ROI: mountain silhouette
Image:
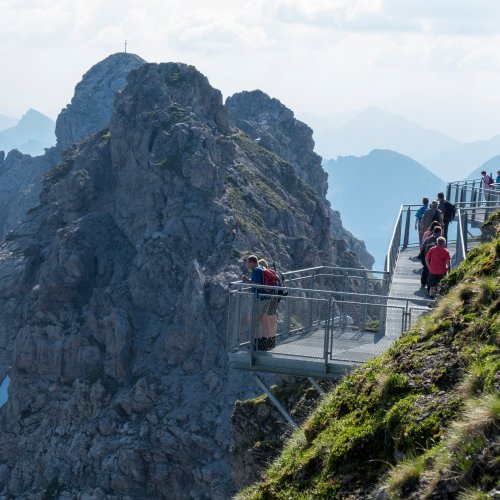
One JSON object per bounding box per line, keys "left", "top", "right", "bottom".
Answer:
{"left": 427, "top": 135, "right": 500, "bottom": 182}
{"left": 318, "top": 107, "right": 458, "bottom": 165}
{"left": 0, "top": 109, "right": 55, "bottom": 156}
{"left": 324, "top": 149, "right": 446, "bottom": 268}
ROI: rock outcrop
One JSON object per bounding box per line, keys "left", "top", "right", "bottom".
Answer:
{"left": 0, "top": 148, "right": 57, "bottom": 239}
{"left": 226, "top": 90, "right": 327, "bottom": 198}
{"left": 0, "top": 53, "right": 145, "bottom": 240}
{"left": 55, "top": 52, "right": 145, "bottom": 151}
{"left": 0, "top": 61, "right": 372, "bottom": 498}
{"left": 227, "top": 90, "right": 373, "bottom": 269}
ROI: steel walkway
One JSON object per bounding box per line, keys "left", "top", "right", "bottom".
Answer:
{"left": 227, "top": 179, "right": 500, "bottom": 381}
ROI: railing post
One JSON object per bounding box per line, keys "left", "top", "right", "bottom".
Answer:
{"left": 324, "top": 296, "right": 333, "bottom": 371}
{"left": 403, "top": 206, "right": 411, "bottom": 249}
{"left": 471, "top": 187, "right": 477, "bottom": 224}
{"left": 250, "top": 298, "right": 257, "bottom": 366}
{"left": 446, "top": 182, "right": 451, "bottom": 202}
{"left": 306, "top": 271, "right": 316, "bottom": 331}
{"left": 464, "top": 212, "right": 468, "bottom": 255}
{"left": 283, "top": 296, "right": 291, "bottom": 339}
{"left": 361, "top": 275, "right": 368, "bottom": 331}
{"left": 233, "top": 293, "right": 241, "bottom": 348}
{"left": 455, "top": 210, "right": 462, "bottom": 267}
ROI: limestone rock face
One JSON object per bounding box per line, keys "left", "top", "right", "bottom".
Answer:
{"left": 0, "top": 53, "right": 145, "bottom": 240}
{"left": 0, "top": 148, "right": 57, "bottom": 239}
{"left": 55, "top": 52, "right": 145, "bottom": 151}
{"left": 226, "top": 90, "right": 373, "bottom": 270}
{"left": 0, "top": 62, "right": 366, "bottom": 498}
{"left": 226, "top": 90, "right": 327, "bottom": 198}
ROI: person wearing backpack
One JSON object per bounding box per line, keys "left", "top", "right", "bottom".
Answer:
{"left": 242, "top": 255, "right": 272, "bottom": 350}
{"left": 420, "top": 200, "right": 443, "bottom": 235}
{"left": 258, "top": 259, "right": 278, "bottom": 349}
{"left": 437, "top": 192, "right": 455, "bottom": 240}
{"left": 420, "top": 226, "right": 442, "bottom": 291}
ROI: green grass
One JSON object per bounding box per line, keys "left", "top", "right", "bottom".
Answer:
{"left": 238, "top": 212, "right": 500, "bottom": 499}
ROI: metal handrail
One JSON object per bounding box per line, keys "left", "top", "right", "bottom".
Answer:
{"left": 385, "top": 205, "right": 403, "bottom": 277}
{"left": 229, "top": 281, "right": 432, "bottom": 306}
{"left": 455, "top": 208, "right": 467, "bottom": 267}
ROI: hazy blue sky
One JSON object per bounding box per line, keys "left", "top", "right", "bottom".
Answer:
{"left": 2, "top": 0, "right": 500, "bottom": 142}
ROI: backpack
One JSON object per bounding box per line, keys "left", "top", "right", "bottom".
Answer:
{"left": 262, "top": 268, "right": 280, "bottom": 289}
{"left": 262, "top": 266, "right": 288, "bottom": 297}
{"left": 432, "top": 209, "right": 441, "bottom": 223}
{"left": 443, "top": 200, "right": 456, "bottom": 222}
{"left": 488, "top": 173, "right": 494, "bottom": 186}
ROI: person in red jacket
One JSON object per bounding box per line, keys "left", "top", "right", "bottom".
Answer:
{"left": 425, "top": 237, "right": 451, "bottom": 298}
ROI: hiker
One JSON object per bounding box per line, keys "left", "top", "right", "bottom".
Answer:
{"left": 419, "top": 226, "right": 442, "bottom": 291}
{"left": 420, "top": 200, "right": 443, "bottom": 234}
{"left": 258, "top": 259, "right": 278, "bottom": 349}
{"left": 437, "top": 192, "right": 455, "bottom": 240}
{"left": 415, "top": 197, "right": 430, "bottom": 243}
{"left": 242, "top": 255, "right": 272, "bottom": 350}
{"left": 421, "top": 221, "right": 442, "bottom": 245}
{"left": 496, "top": 170, "right": 500, "bottom": 185}
{"left": 425, "top": 237, "right": 451, "bottom": 299}
{"left": 481, "top": 171, "right": 494, "bottom": 204}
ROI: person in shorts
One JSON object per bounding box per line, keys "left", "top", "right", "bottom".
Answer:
{"left": 425, "top": 237, "right": 451, "bottom": 299}
{"left": 242, "top": 255, "right": 273, "bottom": 350}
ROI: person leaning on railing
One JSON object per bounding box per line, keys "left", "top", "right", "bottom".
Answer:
{"left": 241, "top": 255, "right": 275, "bottom": 351}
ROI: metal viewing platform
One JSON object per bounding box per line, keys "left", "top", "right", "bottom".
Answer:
{"left": 226, "top": 179, "right": 500, "bottom": 424}
{"left": 227, "top": 179, "right": 500, "bottom": 375}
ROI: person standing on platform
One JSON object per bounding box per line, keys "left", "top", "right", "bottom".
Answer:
{"left": 437, "top": 192, "right": 455, "bottom": 240}
{"left": 421, "top": 200, "right": 443, "bottom": 235}
{"left": 415, "top": 197, "right": 429, "bottom": 243}
{"left": 481, "top": 170, "right": 494, "bottom": 204}
{"left": 425, "top": 237, "right": 451, "bottom": 299}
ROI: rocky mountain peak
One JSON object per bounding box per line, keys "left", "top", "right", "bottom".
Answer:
{"left": 55, "top": 52, "right": 145, "bottom": 151}
{"left": 226, "top": 90, "right": 327, "bottom": 197}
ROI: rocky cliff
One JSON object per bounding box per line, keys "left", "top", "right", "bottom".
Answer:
{"left": 0, "top": 61, "right": 372, "bottom": 498}
{"left": 226, "top": 90, "right": 373, "bottom": 269}
{"left": 55, "top": 53, "right": 145, "bottom": 151}
{"left": 0, "top": 53, "right": 145, "bottom": 241}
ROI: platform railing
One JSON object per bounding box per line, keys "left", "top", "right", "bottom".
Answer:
{"left": 227, "top": 283, "right": 430, "bottom": 367}
{"left": 447, "top": 178, "right": 500, "bottom": 208}
{"left": 280, "top": 265, "right": 389, "bottom": 297}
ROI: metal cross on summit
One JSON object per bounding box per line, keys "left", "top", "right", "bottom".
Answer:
{"left": 124, "top": 40, "right": 128, "bottom": 53}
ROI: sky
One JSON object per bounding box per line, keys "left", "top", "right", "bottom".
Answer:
{"left": 1, "top": 0, "right": 500, "bottom": 142}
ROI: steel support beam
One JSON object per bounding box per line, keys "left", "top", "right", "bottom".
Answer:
{"left": 252, "top": 374, "right": 297, "bottom": 428}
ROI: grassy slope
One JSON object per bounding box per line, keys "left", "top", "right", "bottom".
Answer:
{"left": 239, "top": 215, "right": 500, "bottom": 500}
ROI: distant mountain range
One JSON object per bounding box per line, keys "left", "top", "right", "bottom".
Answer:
{"left": 308, "top": 107, "right": 500, "bottom": 182}
{"left": 0, "top": 109, "right": 55, "bottom": 156}
{"left": 324, "top": 149, "right": 446, "bottom": 269}
{"left": 0, "top": 114, "right": 17, "bottom": 131}
{"left": 314, "top": 107, "right": 459, "bottom": 167}
{"left": 427, "top": 136, "right": 500, "bottom": 182}
{"left": 466, "top": 154, "right": 500, "bottom": 180}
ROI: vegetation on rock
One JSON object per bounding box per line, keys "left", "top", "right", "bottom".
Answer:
{"left": 239, "top": 213, "right": 500, "bottom": 499}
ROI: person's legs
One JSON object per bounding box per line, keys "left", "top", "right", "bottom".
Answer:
{"left": 421, "top": 263, "right": 429, "bottom": 287}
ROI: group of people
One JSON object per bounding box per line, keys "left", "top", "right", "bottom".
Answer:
{"left": 415, "top": 193, "right": 453, "bottom": 298}
{"left": 242, "top": 255, "right": 279, "bottom": 351}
